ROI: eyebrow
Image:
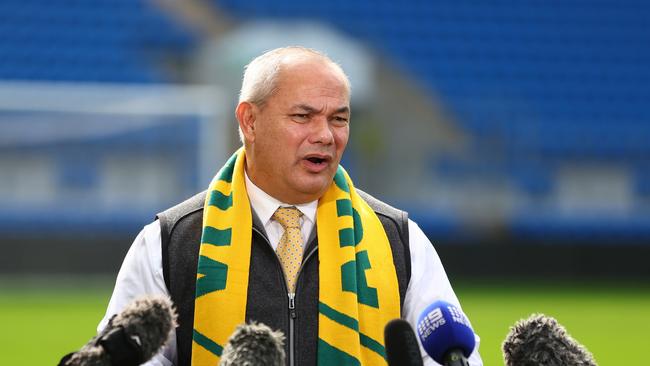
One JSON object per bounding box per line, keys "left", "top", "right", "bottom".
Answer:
{"left": 334, "top": 106, "right": 350, "bottom": 114}
{"left": 293, "top": 104, "right": 350, "bottom": 114}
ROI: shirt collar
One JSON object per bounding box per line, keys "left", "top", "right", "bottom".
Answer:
{"left": 244, "top": 171, "right": 317, "bottom": 227}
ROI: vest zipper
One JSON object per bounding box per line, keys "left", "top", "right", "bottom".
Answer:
{"left": 288, "top": 292, "right": 296, "bottom": 366}
{"left": 253, "top": 226, "right": 319, "bottom": 366}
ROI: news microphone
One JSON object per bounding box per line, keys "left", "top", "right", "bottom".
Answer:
{"left": 384, "top": 319, "right": 424, "bottom": 366}
{"left": 219, "top": 321, "right": 285, "bottom": 366}
{"left": 502, "top": 313, "right": 597, "bottom": 366}
{"left": 417, "top": 300, "right": 476, "bottom": 366}
{"left": 60, "top": 296, "right": 177, "bottom": 366}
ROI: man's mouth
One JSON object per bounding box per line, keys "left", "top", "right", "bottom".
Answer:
{"left": 302, "top": 154, "right": 332, "bottom": 172}
{"left": 306, "top": 157, "right": 326, "bottom": 165}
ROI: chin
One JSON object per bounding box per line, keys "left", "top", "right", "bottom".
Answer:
{"left": 293, "top": 180, "right": 331, "bottom": 201}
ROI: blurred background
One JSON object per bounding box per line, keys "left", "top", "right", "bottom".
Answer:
{"left": 1, "top": 0, "right": 649, "bottom": 364}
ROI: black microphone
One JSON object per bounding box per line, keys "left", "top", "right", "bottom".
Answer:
{"left": 502, "top": 313, "right": 597, "bottom": 366}
{"left": 60, "top": 296, "right": 177, "bottom": 366}
{"left": 384, "top": 319, "right": 424, "bottom": 366}
{"left": 219, "top": 321, "right": 285, "bottom": 366}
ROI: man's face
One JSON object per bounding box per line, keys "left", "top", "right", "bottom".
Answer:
{"left": 240, "top": 59, "right": 350, "bottom": 204}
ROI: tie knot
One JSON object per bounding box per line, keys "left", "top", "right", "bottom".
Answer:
{"left": 273, "top": 206, "right": 302, "bottom": 229}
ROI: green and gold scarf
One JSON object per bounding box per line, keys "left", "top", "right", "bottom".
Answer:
{"left": 192, "top": 148, "right": 400, "bottom": 365}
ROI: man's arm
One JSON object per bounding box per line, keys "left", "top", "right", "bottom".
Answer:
{"left": 403, "top": 219, "right": 483, "bottom": 366}
{"left": 98, "top": 221, "right": 177, "bottom": 366}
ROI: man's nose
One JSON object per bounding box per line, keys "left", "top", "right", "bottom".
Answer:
{"left": 309, "top": 116, "right": 334, "bottom": 144}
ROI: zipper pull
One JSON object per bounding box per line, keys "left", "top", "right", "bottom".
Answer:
{"left": 288, "top": 293, "right": 297, "bottom": 319}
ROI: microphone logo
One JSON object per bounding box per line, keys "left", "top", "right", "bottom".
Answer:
{"left": 448, "top": 306, "right": 471, "bottom": 328}
{"left": 417, "top": 307, "right": 446, "bottom": 339}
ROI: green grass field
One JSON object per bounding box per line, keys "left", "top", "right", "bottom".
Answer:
{"left": 1, "top": 276, "right": 648, "bottom": 365}
{"left": 455, "top": 280, "right": 650, "bottom": 365}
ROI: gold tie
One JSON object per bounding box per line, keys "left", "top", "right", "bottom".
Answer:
{"left": 273, "top": 206, "right": 303, "bottom": 293}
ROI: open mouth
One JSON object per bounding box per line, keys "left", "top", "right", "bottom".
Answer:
{"left": 306, "top": 157, "right": 326, "bottom": 164}
{"left": 303, "top": 155, "right": 331, "bottom": 172}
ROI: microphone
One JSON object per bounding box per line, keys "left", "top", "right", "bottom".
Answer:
{"left": 384, "top": 318, "right": 424, "bottom": 366}
{"left": 60, "top": 296, "right": 177, "bottom": 366}
{"left": 219, "top": 321, "right": 285, "bottom": 366}
{"left": 502, "top": 313, "right": 597, "bottom": 366}
{"left": 416, "top": 300, "right": 476, "bottom": 366}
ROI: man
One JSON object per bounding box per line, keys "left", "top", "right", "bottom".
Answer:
{"left": 100, "top": 47, "right": 482, "bottom": 366}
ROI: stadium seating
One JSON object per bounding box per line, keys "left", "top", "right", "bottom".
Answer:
{"left": 0, "top": 0, "right": 194, "bottom": 82}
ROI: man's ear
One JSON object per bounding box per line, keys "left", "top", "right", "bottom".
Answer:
{"left": 236, "top": 102, "right": 257, "bottom": 143}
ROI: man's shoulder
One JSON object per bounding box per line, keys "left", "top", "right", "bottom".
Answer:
{"left": 356, "top": 189, "right": 408, "bottom": 220}
{"left": 156, "top": 190, "right": 207, "bottom": 230}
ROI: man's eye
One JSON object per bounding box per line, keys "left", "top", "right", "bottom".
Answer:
{"left": 333, "top": 116, "right": 349, "bottom": 124}
{"left": 291, "top": 114, "right": 309, "bottom": 121}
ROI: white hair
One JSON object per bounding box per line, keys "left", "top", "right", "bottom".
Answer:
{"left": 239, "top": 46, "right": 350, "bottom": 106}
{"left": 237, "top": 46, "right": 351, "bottom": 143}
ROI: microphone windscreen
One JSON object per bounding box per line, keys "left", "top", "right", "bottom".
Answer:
{"left": 384, "top": 319, "right": 424, "bottom": 366}
{"left": 502, "top": 313, "right": 597, "bottom": 366}
{"left": 108, "top": 296, "right": 177, "bottom": 362}
{"left": 64, "top": 296, "right": 177, "bottom": 366}
{"left": 219, "top": 322, "right": 285, "bottom": 366}
{"left": 416, "top": 300, "right": 476, "bottom": 364}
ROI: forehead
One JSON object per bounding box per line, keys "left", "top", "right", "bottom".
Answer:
{"left": 273, "top": 58, "right": 350, "bottom": 102}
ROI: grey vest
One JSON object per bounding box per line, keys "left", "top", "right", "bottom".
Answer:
{"left": 157, "top": 189, "right": 411, "bottom": 366}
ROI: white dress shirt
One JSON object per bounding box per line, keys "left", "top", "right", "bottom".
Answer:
{"left": 99, "top": 175, "right": 482, "bottom": 366}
